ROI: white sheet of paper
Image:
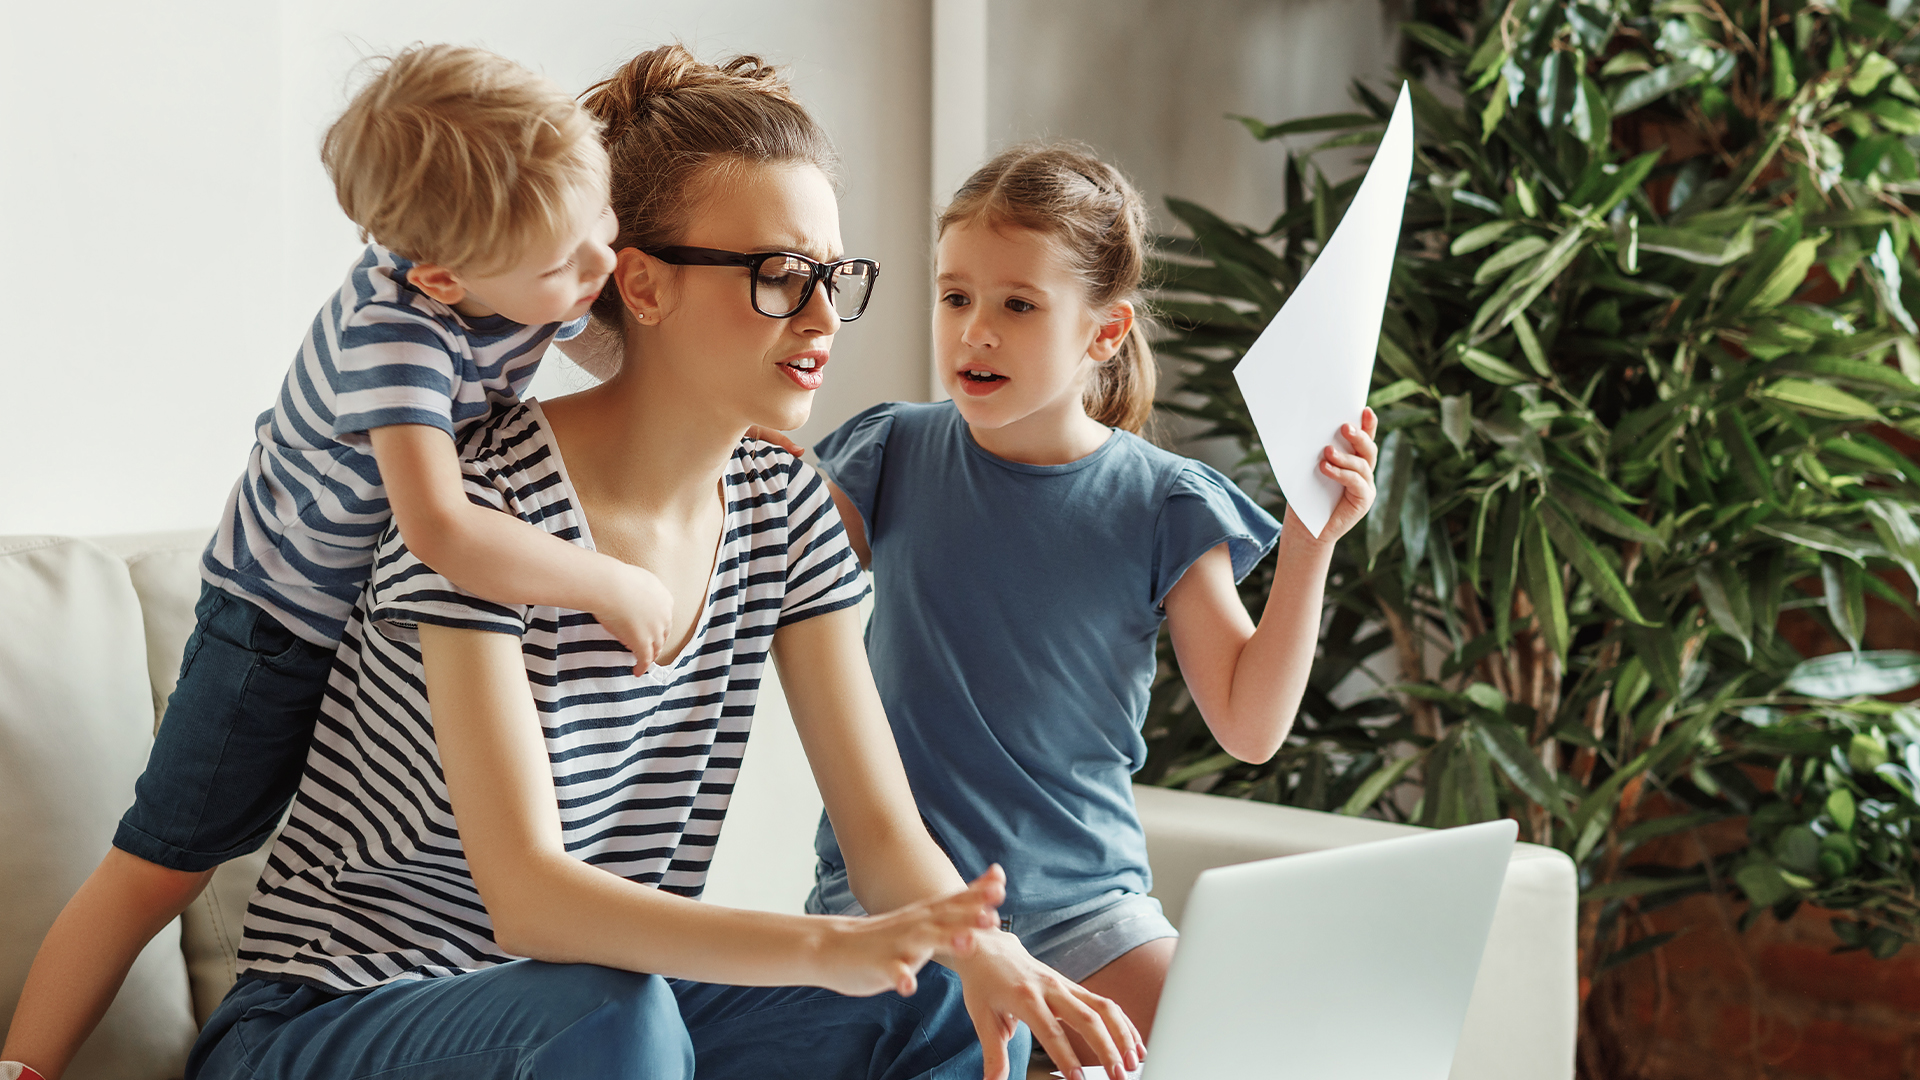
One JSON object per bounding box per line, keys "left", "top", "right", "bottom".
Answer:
{"left": 1051, "top": 1068, "right": 1141, "bottom": 1080}
{"left": 1231, "top": 83, "right": 1414, "bottom": 538}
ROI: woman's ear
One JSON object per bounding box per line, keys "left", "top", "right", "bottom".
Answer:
{"left": 408, "top": 262, "right": 468, "bottom": 306}
{"left": 1088, "top": 300, "right": 1135, "bottom": 363}
{"left": 613, "top": 247, "right": 669, "bottom": 327}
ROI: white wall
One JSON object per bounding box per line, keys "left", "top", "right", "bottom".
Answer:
{"left": 1, "top": 1, "right": 931, "bottom": 535}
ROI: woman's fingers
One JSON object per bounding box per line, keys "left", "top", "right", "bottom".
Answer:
{"left": 1047, "top": 982, "right": 1129, "bottom": 1076}
{"left": 1070, "top": 982, "right": 1143, "bottom": 1070}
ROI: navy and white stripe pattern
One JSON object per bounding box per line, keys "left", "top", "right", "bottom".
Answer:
{"left": 202, "top": 243, "right": 587, "bottom": 647}
{"left": 236, "top": 401, "right": 867, "bottom": 992}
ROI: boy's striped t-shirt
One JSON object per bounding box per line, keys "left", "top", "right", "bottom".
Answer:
{"left": 202, "top": 243, "right": 588, "bottom": 647}
{"left": 236, "top": 402, "right": 867, "bottom": 992}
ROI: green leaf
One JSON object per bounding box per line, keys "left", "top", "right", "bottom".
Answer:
{"left": 1460, "top": 347, "right": 1532, "bottom": 386}
{"left": 1399, "top": 20, "right": 1471, "bottom": 60}
{"left": 1755, "top": 521, "right": 1878, "bottom": 563}
{"left": 1593, "top": 151, "right": 1661, "bottom": 216}
{"left": 1583, "top": 876, "right": 1706, "bottom": 902}
{"left": 1544, "top": 504, "right": 1655, "bottom": 625}
{"left": 1823, "top": 555, "right": 1866, "bottom": 651}
{"left": 1783, "top": 650, "right": 1920, "bottom": 697}
{"left": 1697, "top": 562, "right": 1753, "bottom": 659}
{"left": 1510, "top": 313, "right": 1551, "bottom": 378}
{"left": 1441, "top": 394, "right": 1472, "bottom": 453}
{"left": 1744, "top": 237, "right": 1825, "bottom": 311}
{"left": 1548, "top": 480, "right": 1662, "bottom": 547}
{"left": 1232, "top": 112, "right": 1382, "bottom": 140}
{"left": 1368, "top": 378, "right": 1427, "bottom": 408}
{"left": 1474, "top": 719, "right": 1568, "bottom": 819}
{"left": 1338, "top": 750, "right": 1423, "bottom": 816}
{"left": 1827, "top": 788, "right": 1857, "bottom": 832}
{"left": 1734, "top": 862, "right": 1798, "bottom": 907}
{"left": 1368, "top": 430, "right": 1412, "bottom": 564}
{"left": 1473, "top": 236, "right": 1550, "bottom": 285}
{"left": 1758, "top": 378, "right": 1881, "bottom": 420}
{"left": 1451, "top": 220, "right": 1519, "bottom": 256}
{"left": 1491, "top": 490, "right": 1525, "bottom": 644}
{"left": 1469, "top": 224, "right": 1596, "bottom": 342}
{"left": 1636, "top": 221, "right": 1756, "bottom": 265}
{"left": 1611, "top": 62, "right": 1705, "bottom": 115}
{"left": 1522, "top": 511, "right": 1571, "bottom": 660}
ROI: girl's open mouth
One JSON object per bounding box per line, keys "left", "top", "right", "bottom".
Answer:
{"left": 782, "top": 354, "right": 826, "bottom": 390}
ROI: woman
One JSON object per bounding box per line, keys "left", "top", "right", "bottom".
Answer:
{"left": 185, "top": 46, "right": 1141, "bottom": 1080}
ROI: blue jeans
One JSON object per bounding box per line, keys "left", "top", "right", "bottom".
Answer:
{"left": 188, "top": 961, "right": 1020, "bottom": 1080}
{"left": 115, "top": 583, "right": 335, "bottom": 871}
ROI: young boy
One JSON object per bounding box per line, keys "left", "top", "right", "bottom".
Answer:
{"left": 2, "top": 45, "right": 673, "bottom": 1080}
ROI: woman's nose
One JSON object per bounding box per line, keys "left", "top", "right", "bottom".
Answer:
{"left": 793, "top": 275, "right": 840, "bottom": 335}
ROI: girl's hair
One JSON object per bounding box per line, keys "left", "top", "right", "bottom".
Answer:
{"left": 323, "top": 44, "right": 608, "bottom": 275}
{"left": 579, "top": 44, "right": 838, "bottom": 327}
{"left": 940, "top": 142, "right": 1157, "bottom": 433}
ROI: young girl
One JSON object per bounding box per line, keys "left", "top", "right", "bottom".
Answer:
{"left": 805, "top": 143, "right": 1379, "bottom": 1049}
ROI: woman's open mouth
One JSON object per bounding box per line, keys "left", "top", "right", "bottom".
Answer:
{"left": 781, "top": 353, "right": 827, "bottom": 390}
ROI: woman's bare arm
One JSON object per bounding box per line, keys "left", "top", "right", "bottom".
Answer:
{"left": 419, "top": 621, "right": 989, "bottom": 996}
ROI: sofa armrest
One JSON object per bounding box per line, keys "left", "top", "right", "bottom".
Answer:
{"left": 1133, "top": 784, "right": 1576, "bottom": 1080}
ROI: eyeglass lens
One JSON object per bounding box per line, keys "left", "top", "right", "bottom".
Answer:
{"left": 753, "top": 256, "right": 876, "bottom": 319}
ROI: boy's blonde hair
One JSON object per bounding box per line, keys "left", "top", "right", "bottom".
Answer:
{"left": 323, "top": 44, "right": 609, "bottom": 275}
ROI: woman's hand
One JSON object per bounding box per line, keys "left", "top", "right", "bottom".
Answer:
{"left": 1314, "top": 406, "right": 1379, "bottom": 543}
{"left": 814, "top": 868, "right": 1002, "bottom": 998}
{"left": 746, "top": 425, "right": 805, "bottom": 456}
{"left": 944, "top": 887, "right": 1144, "bottom": 1080}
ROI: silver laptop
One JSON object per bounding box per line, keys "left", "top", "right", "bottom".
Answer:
{"left": 1071, "top": 819, "right": 1516, "bottom": 1079}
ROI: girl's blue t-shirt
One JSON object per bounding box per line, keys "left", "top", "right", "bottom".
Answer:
{"left": 813, "top": 401, "right": 1281, "bottom": 913}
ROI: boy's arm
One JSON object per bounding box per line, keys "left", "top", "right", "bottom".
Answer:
{"left": 1, "top": 850, "right": 212, "bottom": 1080}
{"left": 369, "top": 424, "right": 673, "bottom": 675}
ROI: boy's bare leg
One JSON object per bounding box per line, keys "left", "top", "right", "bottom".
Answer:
{"left": 2, "top": 848, "right": 213, "bottom": 1080}
{"left": 1051, "top": 937, "right": 1177, "bottom": 1070}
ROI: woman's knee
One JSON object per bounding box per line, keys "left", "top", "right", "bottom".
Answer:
{"left": 514, "top": 963, "right": 693, "bottom": 1080}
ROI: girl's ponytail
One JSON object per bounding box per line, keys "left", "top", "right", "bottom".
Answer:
{"left": 940, "top": 142, "right": 1157, "bottom": 435}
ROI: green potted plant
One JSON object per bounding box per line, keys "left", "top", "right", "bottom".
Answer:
{"left": 1142, "top": 0, "right": 1920, "bottom": 1070}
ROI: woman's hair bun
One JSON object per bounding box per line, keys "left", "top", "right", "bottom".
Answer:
{"left": 588, "top": 44, "right": 794, "bottom": 137}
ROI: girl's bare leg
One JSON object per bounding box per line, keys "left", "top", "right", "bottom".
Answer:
{"left": 1053, "top": 937, "right": 1177, "bottom": 1069}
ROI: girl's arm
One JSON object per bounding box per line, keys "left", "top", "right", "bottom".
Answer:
{"left": 418, "top": 621, "right": 991, "bottom": 996}
{"left": 373, "top": 425, "right": 674, "bottom": 676}
{"left": 771, "top": 606, "right": 1141, "bottom": 1080}
{"left": 1162, "top": 410, "right": 1379, "bottom": 764}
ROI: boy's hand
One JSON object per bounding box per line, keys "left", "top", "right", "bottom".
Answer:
{"left": 1315, "top": 406, "right": 1379, "bottom": 543}
{"left": 745, "top": 425, "right": 806, "bottom": 457}
{"left": 591, "top": 561, "right": 676, "bottom": 676}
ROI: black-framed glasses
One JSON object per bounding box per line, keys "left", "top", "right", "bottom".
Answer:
{"left": 645, "top": 246, "right": 881, "bottom": 321}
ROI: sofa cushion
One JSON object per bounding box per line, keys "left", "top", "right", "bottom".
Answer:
{"left": 0, "top": 537, "right": 198, "bottom": 1080}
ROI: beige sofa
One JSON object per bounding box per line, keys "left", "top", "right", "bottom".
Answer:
{"left": 0, "top": 532, "right": 1579, "bottom": 1079}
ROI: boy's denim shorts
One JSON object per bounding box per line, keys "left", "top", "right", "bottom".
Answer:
{"left": 806, "top": 860, "right": 1178, "bottom": 982}
{"left": 113, "top": 582, "right": 336, "bottom": 872}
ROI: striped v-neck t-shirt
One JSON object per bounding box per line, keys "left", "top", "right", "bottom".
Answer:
{"left": 202, "top": 243, "right": 588, "bottom": 648}
{"left": 236, "top": 400, "right": 867, "bottom": 992}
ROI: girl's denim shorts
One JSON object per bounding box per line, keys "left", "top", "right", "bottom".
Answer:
{"left": 806, "top": 860, "right": 1178, "bottom": 982}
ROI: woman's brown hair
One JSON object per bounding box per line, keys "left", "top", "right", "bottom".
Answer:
{"left": 579, "top": 43, "right": 837, "bottom": 327}
{"left": 939, "top": 142, "right": 1157, "bottom": 433}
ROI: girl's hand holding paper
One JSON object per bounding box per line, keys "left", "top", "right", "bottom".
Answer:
{"left": 1305, "top": 406, "right": 1378, "bottom": 543}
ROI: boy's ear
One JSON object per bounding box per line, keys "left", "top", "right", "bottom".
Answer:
{"left": 612, "top": 247, "right": 669, "bottom": 325}
{"left": 1089, "top": 300, "right": 1135, "bottom": 363}
{"left": 408, "top": 263, "right": 468, "bottom": 306}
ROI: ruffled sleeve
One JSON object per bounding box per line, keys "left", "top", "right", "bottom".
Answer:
{"left": 811, "top": 402, "right": 902, "bottom": 540}
{"left": 1150, "top": 462, "right": 1282, "bottom": 609}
